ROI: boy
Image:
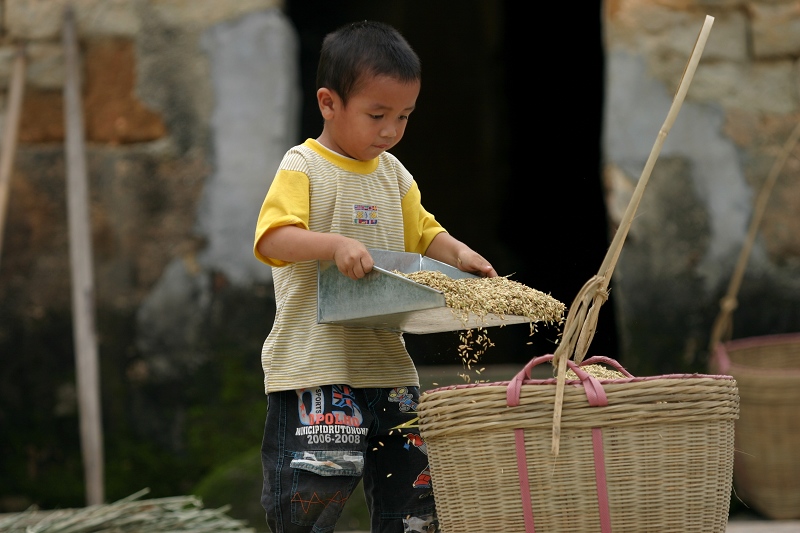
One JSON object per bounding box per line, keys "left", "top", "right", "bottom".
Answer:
{"left": 253, "top": 20, "right": 496, "bottom": 533}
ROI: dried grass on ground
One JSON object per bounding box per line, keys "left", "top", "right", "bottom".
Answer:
{"left": 0, "top": 488, "right": 254, "bottom": 533}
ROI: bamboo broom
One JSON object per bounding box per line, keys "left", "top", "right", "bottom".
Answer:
{"left": 550, "top": 14, "right": 716, "bottom": 456}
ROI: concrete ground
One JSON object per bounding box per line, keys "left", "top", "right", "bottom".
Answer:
{"left": 726, "top": 510, "right": 800, "bottom": 532}
{"left": 726, "top": 521, "right": 800, "bottom": 532}
{"left": 338, "top": 520, "right": 800, "bottom": 533}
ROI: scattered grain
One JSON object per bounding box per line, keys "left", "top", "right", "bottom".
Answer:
{"left": 566, "top": 364, "right": 625, "bottom": 380}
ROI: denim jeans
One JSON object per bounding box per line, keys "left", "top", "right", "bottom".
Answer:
{"left": 261, "top": 385, "right": 440, "bottom": 533}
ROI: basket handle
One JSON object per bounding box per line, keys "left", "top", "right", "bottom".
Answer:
{"left": 707, "top": 120, "right": 800, "bottom": 355}
{"left": 507, "top": 354, "right": 552, "bottom": 406}
{"left": 710, "top": 343, "right": 731, "bottom": 374}
{"left": 506, "top": 355, "right": 633, "bottom": 407}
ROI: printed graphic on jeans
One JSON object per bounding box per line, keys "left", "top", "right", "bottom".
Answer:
{"left": 295, "top": 385, "right": 366, "bottom": 445}
{"left": 405, "top": 433, "right": 432, "bottom": 490}
{"left": 403, "top": 513, "right": 439, "bottom": 533}
{"left": 388, "top": 386, "right": 418, "bottom": 412}
{"left": 387, "top": 388, "right": 434, "bottom": 496}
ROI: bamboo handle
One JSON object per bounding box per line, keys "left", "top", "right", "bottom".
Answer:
{"left": 550, "top": 15, "right": 715, "bottom": 456}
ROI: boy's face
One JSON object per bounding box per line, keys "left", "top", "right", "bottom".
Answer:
{"left": 318, "top": 75, "right": 420, "bottom": 161}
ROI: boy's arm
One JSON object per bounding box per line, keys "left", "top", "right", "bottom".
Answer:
{"left": 424, "top": 232, "right": 497, "bottom": 278}
{"left": 397, "top": 176, "right": 496, "bottom": 278}
{"left": 256, "top": 226, "right": 375, "bottom": 280}
{"left": 254, "top": 166, "right": 373, "bottom": 280}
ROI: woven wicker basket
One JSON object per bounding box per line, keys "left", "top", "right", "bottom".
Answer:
{"left": 712, "top": 333, "right": 800, "bottom": 520}
{"left": 418, "top": 355, "right": 739, "bottom": 532}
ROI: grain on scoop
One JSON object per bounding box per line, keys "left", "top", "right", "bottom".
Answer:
{"left": 396, "top": 270, "right": 565, "bottom": 330}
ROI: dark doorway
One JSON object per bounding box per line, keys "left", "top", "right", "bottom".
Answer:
{"left": 284, "top": 1, "right": 617, "bottom": 366}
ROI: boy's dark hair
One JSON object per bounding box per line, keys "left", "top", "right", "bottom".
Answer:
{"left": 317, "top": 20, "right": 421, "bottom": 105}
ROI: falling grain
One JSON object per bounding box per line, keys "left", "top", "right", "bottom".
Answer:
{"left": 396, "top": 270, "right": 566, "bottom": 379}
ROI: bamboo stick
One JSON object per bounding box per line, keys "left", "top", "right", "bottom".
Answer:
{"left": 0, "top": 44, "right": 27, "bottom": 264}
{"left": 62, "top": 3, "right": 105, "bottom": 505}
{"left": 549, "top": 15, "right": 716, "bottom": 456}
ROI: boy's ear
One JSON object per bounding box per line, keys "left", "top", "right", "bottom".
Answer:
{"left": 317, "top": 88, "right": 336, "bottom": 119}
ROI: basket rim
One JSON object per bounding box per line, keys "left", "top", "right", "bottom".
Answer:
{"left": 422, "top": 372, "right": 735, "bottom": 395}
{"left": 722, "top": 332, "right": 800, "bottom": 350}
{"left": 713, "top": 332, "right": 800, "bottom": 376}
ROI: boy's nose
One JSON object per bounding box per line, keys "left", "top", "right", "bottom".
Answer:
{"left": 380, "top": 125, "right": 396, "bottom": 139}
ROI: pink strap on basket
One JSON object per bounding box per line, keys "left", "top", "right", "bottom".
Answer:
{"left": 514, "top": 428, "right": 536, "bottom": 532}
{"left": 507, "top": 355, "right": 617, "bottom": 533}
{"left": 592, "top": 427, "right": 611, "bottom": 532}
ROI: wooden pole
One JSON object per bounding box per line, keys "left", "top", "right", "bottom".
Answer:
{"left": 62, "top": 3, "right": 105, "bottom": 505}
{"left": 0, "top": 43, "right": 27, "bottom": 264}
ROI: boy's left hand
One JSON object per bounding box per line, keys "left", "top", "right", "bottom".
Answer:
{"left": 457, "top": 251, "right": 497, "bottom": 278}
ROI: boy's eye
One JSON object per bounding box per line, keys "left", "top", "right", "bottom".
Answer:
{"left": 399, "top": 115, "right": 410, "bottom": 121}
{"left": 369, "top": 114, "right": 384, "bottom": 120}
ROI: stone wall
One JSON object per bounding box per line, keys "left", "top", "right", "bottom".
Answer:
{"left": 1, "top": 0, "right": 291, "bottom": 311}
{"left": 0, "top": 0, "right": 293, "bottom": 512}
{"left": 604, "top": 0, "right": 800, "bottom": 373}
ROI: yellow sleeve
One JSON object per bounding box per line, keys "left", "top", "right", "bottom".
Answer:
{"left": 401, "top": 179, "right": 447, "bottom": 255}
{"left": 253, "top": 169, "right": 309, "bottom": 266}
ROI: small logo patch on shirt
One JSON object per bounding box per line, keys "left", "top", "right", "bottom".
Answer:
{"left": 353, "top": 204, "right": 378, "bottom": 225}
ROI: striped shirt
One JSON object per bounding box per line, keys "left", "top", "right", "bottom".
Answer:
{"left": 253, "top": 139, "right": 446, "bottom": 393}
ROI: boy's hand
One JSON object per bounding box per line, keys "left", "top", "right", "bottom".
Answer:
{"left": 457, "top": 251, "right": 497, "bottom": 278}
{"left": 424, "top": 233, "right": 497, "bottom": 278}
{"left": 333, "top": 238, "right": 374, "bottom": 280}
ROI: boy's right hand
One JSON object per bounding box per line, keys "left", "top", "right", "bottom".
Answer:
{"left": 256, "top": 226, "right": 373, "bottom": 278}
{"left": 333, "top": 238, "right": 374, "bottom": 280}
